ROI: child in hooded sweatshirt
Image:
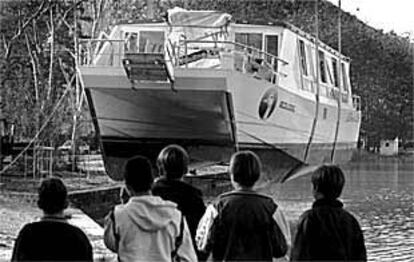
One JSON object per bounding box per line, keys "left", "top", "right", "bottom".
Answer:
{"left": 104, "top": 156, "right": 197, "bottom": 262}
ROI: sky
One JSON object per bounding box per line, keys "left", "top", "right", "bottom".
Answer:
{"left": 327, "top": 0, "right": 414, "bottom": 38}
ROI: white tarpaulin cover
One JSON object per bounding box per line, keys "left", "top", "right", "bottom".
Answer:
{"left": 167, "top": 7, "right": 232, "bottom": 29}
{"left": 165, "top": 7, "right": 232, "bottom": 70}
{"left": 166, "top": 7, "right": 231, "bottom": 43}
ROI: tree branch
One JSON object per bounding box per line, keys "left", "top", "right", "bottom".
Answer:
{"left": 4, "top": 0, "right": 49, "bottom": 59}
{"left": 1, "top": 34, "right": 9, "bottom": 56}
{"left": 11, "top": 0, "right": 49, "bottom": 42}
{"left": 55, "top": 0, "right": 90, "bottom": 32}
{"left": 58, "top": 57, "right": 75, "bottom": 86}
{"left": 47, "top": 4, "right": 55, "bottom": 101}
{"left": 25, "top": 32, "right": 40, "bottom": 105}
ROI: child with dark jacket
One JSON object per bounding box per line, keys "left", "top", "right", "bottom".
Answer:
{"left": 196, "top": 150, "right": 290, "bottom": 261}
{"left": 291, "top": 165, "right": 367, "bottom": 261}
{"left": 152, "top": 145, "right": 206, "bottom": 240}
{"left": 12, "top": 178, "right": 93, "bottom": 262}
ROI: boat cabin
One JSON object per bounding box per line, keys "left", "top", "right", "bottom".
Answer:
{"left": 79, "top": 9, "right": 359, "bottom": 109}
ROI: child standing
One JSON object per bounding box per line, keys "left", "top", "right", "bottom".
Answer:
{"left": 12, "top": 178, "right": 92, "bottom": 261}
{"left": 196, "top": 150, "right": 290, "bottom": 261}
{"left": 152, "top": 144, "right": 206, "bottom": 260}
{"left": 104, "top": 156, "right": 197, "bottom": 262}
{"left": 291, "top": 165, "right": 367, "bottom": 261}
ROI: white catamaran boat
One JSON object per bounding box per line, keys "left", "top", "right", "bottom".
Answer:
{"left": 78, "top": 8, "right": 361, "bottom": 185}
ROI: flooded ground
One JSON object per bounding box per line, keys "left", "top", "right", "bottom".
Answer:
{"left": 267, "top": 156, "right": 414, "bottom": 261}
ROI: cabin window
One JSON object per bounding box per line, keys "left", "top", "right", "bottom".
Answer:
{"left": 341, "top": 63, "right": 349, "bottom": 92}
{"left": 265, "top": 35, "right": 278, "bottom": 71}
{"left": 125, "top": 32, "right": 138, "bottom": 53}
{"left": 331, "top": 58, "right": 339, "bottom": 87}
{"left": 138, "top": 31, "right": 165, "bottom": 53}
{"left": 326, "top": 58, "right": 334, "bottom": 85}
{"left": 299, "top": 40, "right": 308, "bottom": 76}
{"left": 235, "top": 33, "right": 263, "bottom": 52}
{"left": 318, "top": 50, "right": 327, "bottom": 83}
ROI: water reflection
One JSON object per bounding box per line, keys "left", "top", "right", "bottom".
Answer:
{"left": 265, "top": 157, "right": 414, "bottom": 261}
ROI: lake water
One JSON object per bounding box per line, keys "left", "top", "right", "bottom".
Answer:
{"left": 266, "top": 156, "right": 414, "bottom": 261}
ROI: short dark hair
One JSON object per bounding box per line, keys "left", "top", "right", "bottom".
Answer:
{"left": 157, "top": 144, "right": 189, "bottom": 179}
{"left": 230, "top": 151, "right": 261, "bottom": 187}
{"left": 312, "top": 165, "right": 345, "bottom": 199}
{"left": 124, "top": 156, "right": 154, "bottom": 192}
{"left": 37, "top": 178, "right": 68, "bottom": 214}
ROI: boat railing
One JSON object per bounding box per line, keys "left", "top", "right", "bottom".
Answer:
{"left": 352, "top": 94, "right": 361, "bottom": 111}
{"left": 176, "top": 39, "right": 288, "bottom": 83}
{"left": 78, "top": 38, "right": 125, "bottom": 66}
{"left": 180, "top": 39, "right": 289, "bottom": 65}
{"left": 77, "top": 38, "right": 289, "bottom": 83}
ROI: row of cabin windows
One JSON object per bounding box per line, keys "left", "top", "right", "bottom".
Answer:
{"left": 299, "top": 39, "right": 349, "bottom": 93}
{"left": 123, "top": 31, "right": 280, "bottom": 73}
{"left": 123, "top": 31, "right": 351, "bottom": 93}
{"left": 235, "top": 34, "right": 350, "bottom": 94}
{"left": 123, "top": 31, "right": 280, "bottom": 66}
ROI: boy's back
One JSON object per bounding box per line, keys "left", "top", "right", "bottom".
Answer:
{"left": 211, "top": 190, "right": 285, "bottom": 261}
{"left": 12, "top": 218, "right": 92, "bottom": 262}
{"left": 291, "top": 165, "right": 367, "bottom": 261}
{"left": 291, "top": 198, "right": 366, "bottom": 261}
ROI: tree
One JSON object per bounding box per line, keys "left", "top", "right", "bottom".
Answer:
{"left": 0, "top": 0, "right": 78, "bottom": 148}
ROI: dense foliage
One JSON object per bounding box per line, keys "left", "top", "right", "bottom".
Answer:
{"left": 0, "top": 0, "right": 91, "bottom": 146}
{"left": 1, "top": 0, "right": 413, "bottom": 149}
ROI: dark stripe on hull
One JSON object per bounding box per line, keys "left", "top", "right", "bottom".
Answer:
{"left": 100, "top": 138, "right": 356, "bottom": 184}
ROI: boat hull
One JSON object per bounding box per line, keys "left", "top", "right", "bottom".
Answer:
{"left": 81, "top": 67, "right": 360, "bottom": 186}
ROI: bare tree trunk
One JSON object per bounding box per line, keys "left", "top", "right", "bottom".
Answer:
{"left": 71, "top": 108, "right": 77, "bottom": 173}
{"left": 91, "top": 0, "right": 103, "bottom": 38}
{"left": 25, "top": 34, "right": 40, "bottom": 105}
{"left": 71, "top": 0, "right": 79, "bottom": 174}
{"left": 25, "top": 31, "right": 41, "bottom": 176}
{"left": 47, "top": 5, "right": 55, "bottom": 101}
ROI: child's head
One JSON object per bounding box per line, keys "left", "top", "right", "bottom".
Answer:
{"left": 157, "top": 144, "right": 189, "bottom": 179}
{"left": 124, "top": 155, "right": 154, "bottom": 194}
{"left": 229, "top": 150, "right": 261, "bottom": 188}
{"left": 311, "top": 165, "right": 345, "bottom": 200}
{"left": 37, "top": 178, "right": 68, "bottom": 215}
